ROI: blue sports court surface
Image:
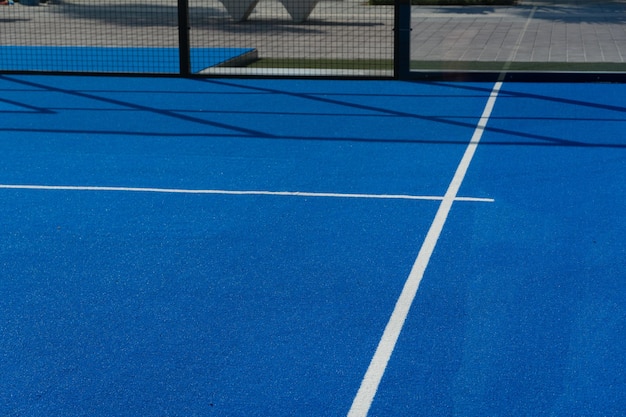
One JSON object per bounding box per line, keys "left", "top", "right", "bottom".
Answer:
{"left": 0, "top": 47, "right": 255, "bottom": 73}
{"left": 1, "top": 75, "right": 624, "bottom": 416}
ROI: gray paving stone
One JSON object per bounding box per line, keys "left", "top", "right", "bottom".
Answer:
{"left": 410, "top": 0, "right": 626, "bottom": 64}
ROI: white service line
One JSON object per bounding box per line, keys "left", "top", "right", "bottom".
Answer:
{"left": 347, "top": 81, "right": 503, "bottom": 417}
{"left": 0, "top": 184, "right": 494, "bottom": 203}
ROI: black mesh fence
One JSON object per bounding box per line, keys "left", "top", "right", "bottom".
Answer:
{"left": 189, "top": 0, "right": 394, "bottom": 76}
{"left": 0, "top": 0, "right": 394, "bottom": 76}
{"left": 2, "top": 0, "right": 625, "bottom": 78}
{"left": 1, "top": 1, "right": 181, "bottom": 73}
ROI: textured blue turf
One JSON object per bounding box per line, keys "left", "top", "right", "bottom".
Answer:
{"left": 0, "top": 76, "right": 624, "bottom": 416}
{"left": 370, "top": 82, "right": 626, "bottom": 416}
{"left": 0, "top": 46, "right": 254, "bottom": 73}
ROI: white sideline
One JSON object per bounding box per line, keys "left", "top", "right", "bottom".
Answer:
{"left": 0, "top": 184, "right": 494, "bottom": 203}
{"left": 347, "top": 81, "right": 503, "bottom": 417}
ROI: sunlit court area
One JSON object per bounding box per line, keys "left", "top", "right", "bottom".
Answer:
{"left": 1, "top": 0, "right": 625, "bottom": 416}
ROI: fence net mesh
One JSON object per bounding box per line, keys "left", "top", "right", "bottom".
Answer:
{"left": 4, "top": 0, "right": 623, "bottom": 76}
{"left": 0, "top": 0, "right": 394, "bottom": 76}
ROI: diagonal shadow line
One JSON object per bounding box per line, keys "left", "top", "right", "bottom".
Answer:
{"left": 200, "top": 79, "right": 486, "bottom": 124}
{"left": 3, "top": 125, "right": 625, "bottom": 149}
{"left": 0, "top": 75, "right": 276, "bottom": 139}
{"left": 51, "top": 104, "right": 626, "bottom": 124}
{"left": 2, "top": 76, "right": 623, "bottom": 148}
{"left": 198, "top": 79, "right": 621, "bottom": 148}
{"left": 9, "top": 76, "right": 499, "bottom": 145}
{"left": 490, "top": 116, "right": 626, "bottom": 122}
{"left": 481, "top": 126, "right": 626, "bottom": 148}
{"left": 0, "top": 97, "right": 55, "bottom": 114}
{"left": 200, "top": 79, "right": 533, "bottom": 144}
{"left": 499, "top": 91, "right": 626, "bottom": 115}
{"left": 430, "top": 81, "right": 626, "bottom": 115}
{"left": 19, "top": 107, "right": 483, "bottom": 120}
{"left": 74, "top": 89, "right": 490, "bottom": 100}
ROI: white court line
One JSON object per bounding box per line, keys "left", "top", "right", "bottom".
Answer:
{"left": 499, "top": 5, "right": 538, "bottom": 78}
{"left": 0, "top": 184, "right": 494, "bottom": 203}
{"left": 347, "top": 81, "right": 503, "bottom": 417}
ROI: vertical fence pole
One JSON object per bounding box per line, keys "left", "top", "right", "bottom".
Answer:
{"left": 178, "top": 0, "right": 191, "bottom": 75}
{"left": 394, "top": 0, "right": 411, "bottom": 79}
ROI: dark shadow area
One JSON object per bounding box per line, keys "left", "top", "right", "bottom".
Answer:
{"left": 48, "top": 1, "right": 384, "bottom": 31}
{"left": 206, "top": 18, "right": 385, "bottom": 37}
{"left": 0, "top": 18, "right": 31, "bottom": 23}
{"left": 2, "top": 75, "right": 624, "bottom": 150}
{"left": 524, "top": 0, "right": 626, "bottom": 24}
{"left": 0, "top": 96, "right": 54, "bottom": 114}
{"left": 427, "top": 0, "right": 626, "bottom": 23}
{"left": 432, "top": 81, "right": 626, "bottom": 114}
{"left": 420, "top": 5, "right": 500, "bottom": 14}
{"left": 201, "top": 78, "right": 626, "bottom": 148}
{"left": 49, "top": 2, "right": 223, "bottom": 27}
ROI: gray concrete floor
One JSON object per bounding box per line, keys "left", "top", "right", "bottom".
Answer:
{"left": 411, "top": 0, "right": 626, "bottom": 63}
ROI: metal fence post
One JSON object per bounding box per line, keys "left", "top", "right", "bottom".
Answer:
{"left": 394, "top": 0, "right": 411, "bottom": 79}
{"left": 178, "top": 0, "right": 191, "bottom": 75}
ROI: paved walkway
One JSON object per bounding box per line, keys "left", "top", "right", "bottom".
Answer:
{"left": 1, "top": 0, "right": 625, "bottom": 74}
{"left": 410, "top": 0, "right": 626, "bottom": 63}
